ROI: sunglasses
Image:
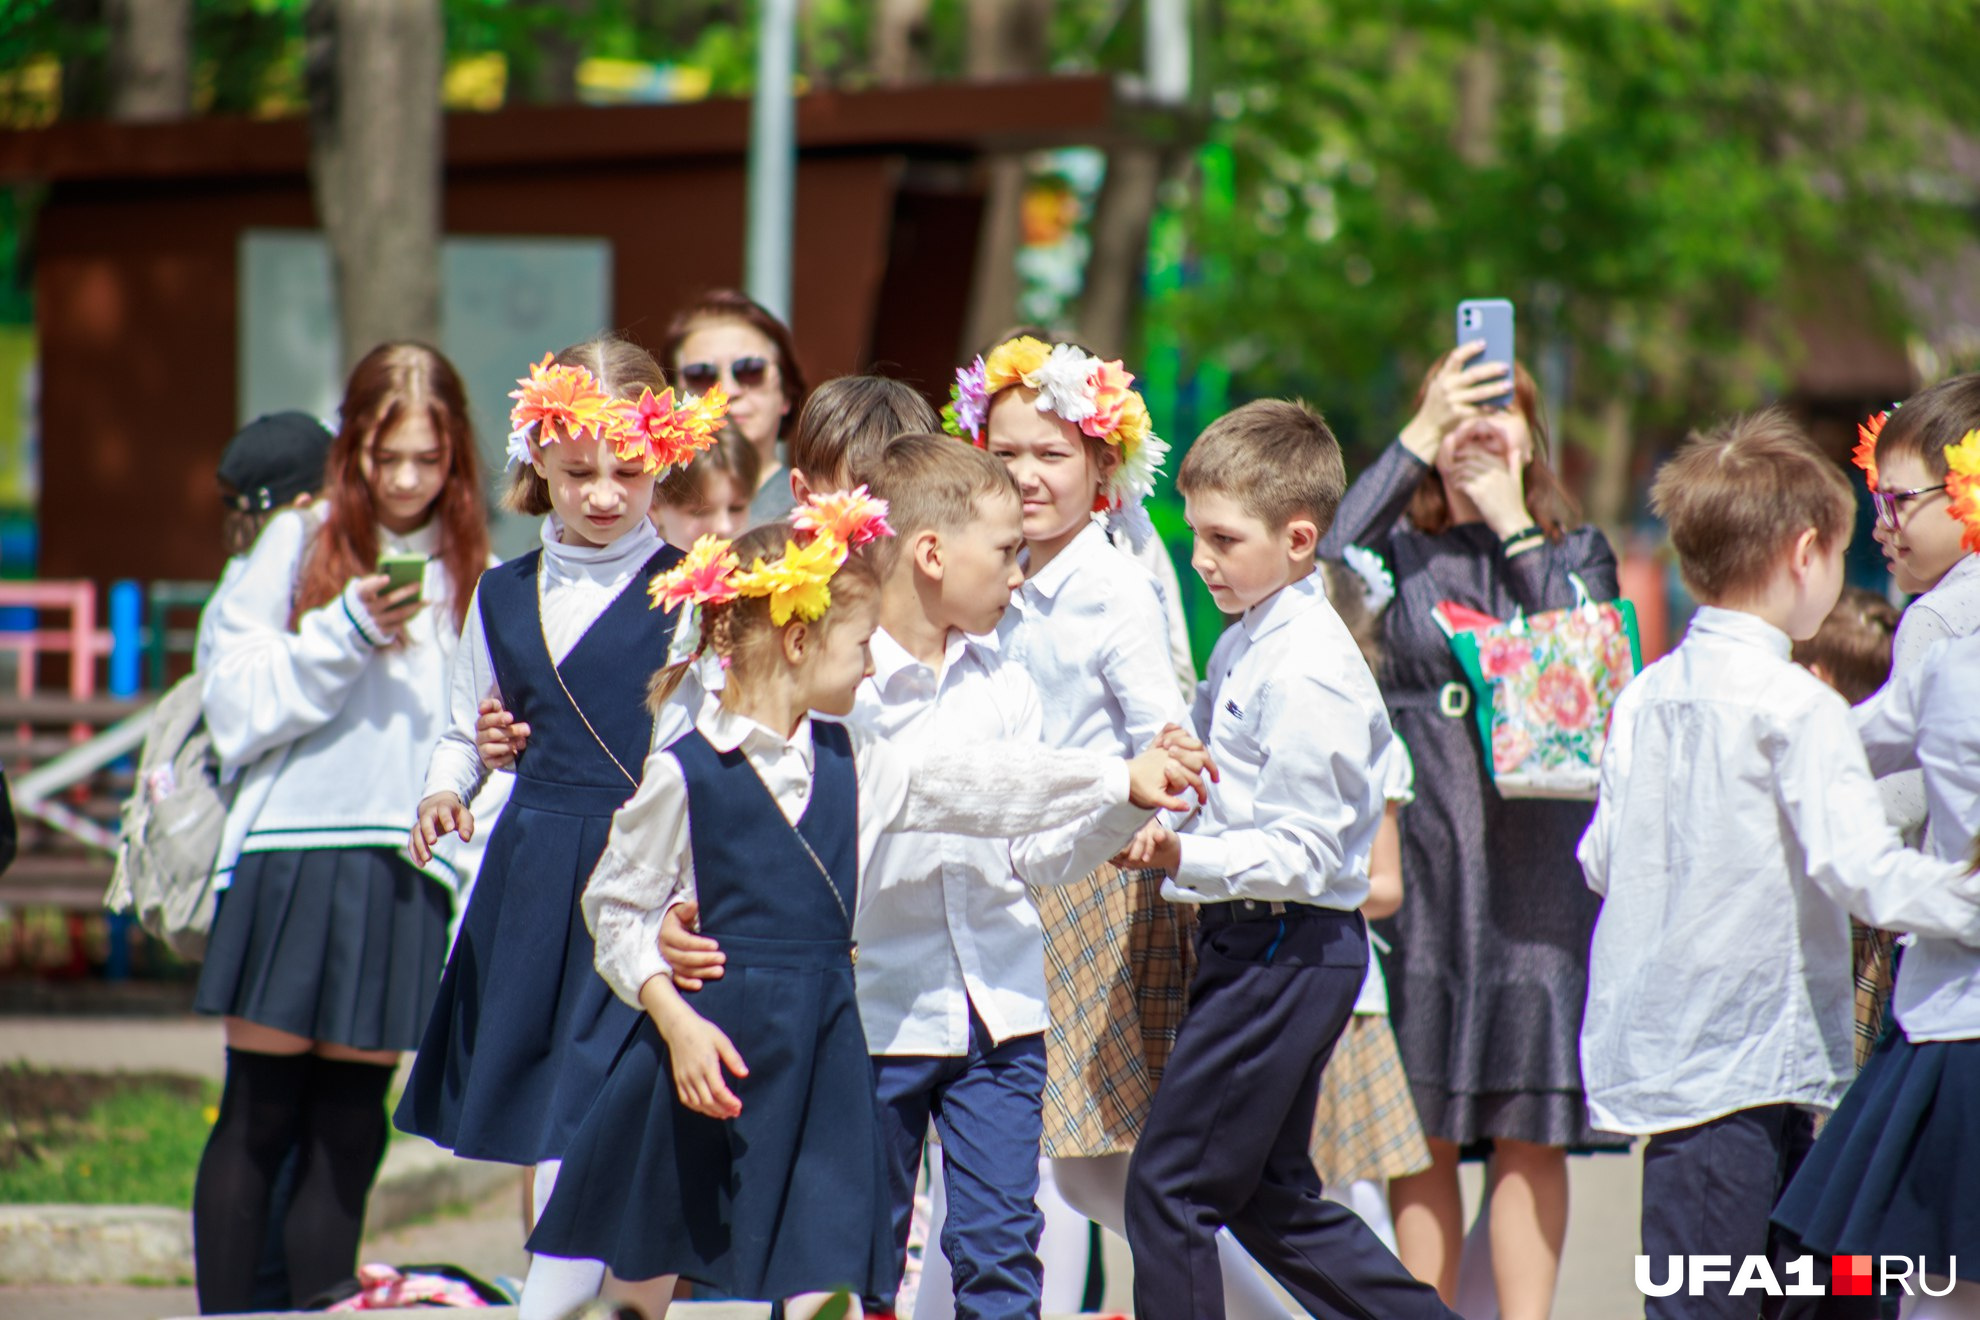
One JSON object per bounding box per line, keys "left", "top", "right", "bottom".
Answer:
{"left": 1871, "top": 482, "right": 1948, "bottom": 531}
{"left": 680, "top": 356, "right": 772, "bottom": 393}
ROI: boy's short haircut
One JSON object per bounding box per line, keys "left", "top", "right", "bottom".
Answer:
{"left": 860, "top": 433, "right": 1020, "bottom": 571}
{"left": 656, "top": 432, "right": 761, "bottom": 508}
{"left": 790, "top": 375, "right": 940, "bottom": 485}
{"left": 1874, "top": 372, "right": 1980, "bottom": 481}
{"left": 1790, "top": 586, "right": 1900, "bottom": 705}
{"left": 1649, "top": 407, "right": 1855, "bottom": 603}
{"left": 1176, "top": 399, "right": 1345, "bottom": 534}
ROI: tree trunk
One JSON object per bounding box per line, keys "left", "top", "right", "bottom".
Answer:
{"left": 507, "top": 0, "right": 585, "bottom": 106}
{"left": 872, "top": 0, "right": 932, "bottom": 86}
{"left": 1589, "top": 392, "right": 1634, "bottom": 544}
{"left": 305, "top": 0, "right": 444, "bottom": 372}
{"left": 1076, "top": 145, "right": 1163, "bottom": 358}
{"left": 1453, "top": 22, "right": 1499, "bottom": 168}
{"left": 959, "top": 0, "right": 1051, "bottom": 354}
{"left": 107, "top": 0, "right": 192, "bottom": 120}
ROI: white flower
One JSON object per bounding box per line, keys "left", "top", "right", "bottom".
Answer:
{"left": 1029, "top": 344, "right": 1100, "bottom": 426}
{"left": 1342, "top": 544, "right": 1395, "bottom": 612}
{"left": 665, "top": 603, "right": 703, "bottom": 666}
{"left": 1110, "top": 427, "right": 1170, "bottom": 508}
{"left": 504, "top": 427, "right": 536, "bottom": 469}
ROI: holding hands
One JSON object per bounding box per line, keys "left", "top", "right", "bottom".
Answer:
{"left": 475, "top": 698, "right": 529, "bottom": 769}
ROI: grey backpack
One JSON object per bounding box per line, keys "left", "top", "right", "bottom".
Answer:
{"left": 104, "top": 673, "right": 235, "bottom": 959}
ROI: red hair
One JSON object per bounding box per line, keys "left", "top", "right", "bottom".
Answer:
{"left": 292, "top": 342, "right": 489, "bottom": 634}
{"left": 1405, "top": 353, "right": 1577, "bottom": 539}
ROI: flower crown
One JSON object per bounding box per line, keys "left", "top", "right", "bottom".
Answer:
{"left": 1946, "top": 429, "right": 1980, "bottom": 554}
{"left": 649, "top": 486, "right": 894, "bottom": 644}
{"left": 942, "top": 336, "right": 1168, "bottom": 510}
{"left": 506, "top": 352, "right": 729, "bottom": 475}
{"left": 1852, "top": 406, "right": 1894, "bottom": 491}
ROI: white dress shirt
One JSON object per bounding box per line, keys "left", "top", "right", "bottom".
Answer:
{"left": 1577, "top": 606, "right": 1980, "bottom": 1134}
{"left": 1004, "top": 520, "right": 1188, "bottom": 758}
{"left": 583, "top": 702, "right": 1133, "bottom": 1011}
{"left": 852, "top": 627, "right": 1153, "bottom": 1055}
{"left": 1857, "top": 552, "right": 1980, "bottom": 836}
{"left": 1857, "top": 631, "right": 1980, "bottom": 1042}
{"left": 1105, "top": 512, "right": 1198, "bottom": 701}
{"left": 423, "top": 516, "right": 663, "bottom": 803}
{"left": 1354, "top": 738, "right": 1414, "bottom": 1017}
{"left": 1165, "top": 571, "right": 1392, "bottom": 910}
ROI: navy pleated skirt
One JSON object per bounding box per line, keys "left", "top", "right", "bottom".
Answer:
{"left": 395, "top": 784, "right": 639, "bottom": 1165}
{"left": 1773, "top": 1027, "right": 1980, "bottom": 1280}
{"left": 527, "top": 934, "right": 898, "bottom": 1302}
{"left": 193, "top": 848, "right": 451, "bottom": 1053}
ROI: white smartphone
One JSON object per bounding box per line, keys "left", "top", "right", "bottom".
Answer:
{"left": 1456, "top": 298, "right": 1516, "bottom": 410}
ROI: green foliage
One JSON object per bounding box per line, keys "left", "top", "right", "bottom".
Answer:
{"left": 0, "top": 1068, "right": 219, "bottom": 1206}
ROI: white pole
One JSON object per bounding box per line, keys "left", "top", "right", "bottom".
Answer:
{"left": 1146, "top": 0, "right": 1190, "bottom": 105}
{"left": 746, "top": 0, "right": 798, "bottom": 323}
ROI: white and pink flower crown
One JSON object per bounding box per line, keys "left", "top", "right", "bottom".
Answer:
{"left": 943, "top": 336, "right": 1168, "bottom": 511}
{"left": 506, "top": 352, "right": 729, "bottom": 475}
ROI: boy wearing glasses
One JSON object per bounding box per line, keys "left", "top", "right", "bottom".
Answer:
{"left": 1860, "top": 375, "right": 1980, "bottom": 668}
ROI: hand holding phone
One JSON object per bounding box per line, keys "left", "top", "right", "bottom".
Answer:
{"left": 378, "top": 552, "right": 426, "bottom": 602}
{"left": 1456, "top": 298, "right": 1516, "bottom": 410}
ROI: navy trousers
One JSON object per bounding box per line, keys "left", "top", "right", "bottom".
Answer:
{"left": 871, "top": 1010, "right": 1048, "bottom": 1320}
{"left": 1126, "top": 906, "right": 1455, "bottom": 1320}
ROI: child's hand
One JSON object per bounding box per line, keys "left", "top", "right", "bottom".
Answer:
{"left": 410, "top": 792, "right": 472, "bottom": 865}
{"left": 475, "top": 698, "right": 530, "bottom": 768}
{"left": 658, "top": 1007, "right": 748, "bottom": 1119}
{"left": 1127, "top": 748, "right": 1203, "bottom": 811}
{"left": 1152, "top": 722, "right": 1220, "bottom": 784}
{"left": 661, "top": 900, "right": 726, "bottom": 991}
{"left": 354, "top": 574, "right": 425, "bottom": 640}
{"left": 1115, "top": 820, "right": 1181, "bottom": 874}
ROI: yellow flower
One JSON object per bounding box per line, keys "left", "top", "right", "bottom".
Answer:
{"left": 982, "top": 336, "right": 1052, "bottom": 393}
{"left": 733, "top": 534, "right": 849, "bottom": 625}
{"left": 1944, "top": 429, "right": 1980, "bottom": 553}
{"left": 1111, "top": 390, "right": 1152, "bottom": 453}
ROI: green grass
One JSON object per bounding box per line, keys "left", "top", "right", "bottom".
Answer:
{"left": 0, "top": 1066, "right": 218, "bottom": 1205}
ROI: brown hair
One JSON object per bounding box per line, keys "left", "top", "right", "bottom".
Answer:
{"left": 503, "top": 336, "right": 670, "bottom": 516}
{"left": 656, "top": 432, "right": 762, "bottom": 510}
{"left": 793, "top": 375, "right": 940, "bottom": 486}
{"left": 661, "top": 289, "right": 808, "bottom": 439}
{"left": 292, "top": 343, "right": 488, "bottom": 635}
{"left": 1178, "top": 399, "right": 1346, "bottom": 534}
{"left": 861, "top": 432, "right": 1021, "bottom": 573}
{"left": 1318, "top": 559, "right": 1385, "bottom": 673}
{"left": 1791, "top": 586, "right": 1900, "bottom": 704}
{"left": 223, "top": 503, "right": 303, "bottom": 558}
{"left": 1650, "top": 407, "right": 1855, "bottom": 603}
{"left": 1405, "top": 354, "right": 1575, "bottom": 538}
{"left": 648, "top": 521, "right": 881, "bottom": 709}
{"left": 1873, "top": 372, "right": 1980, "bottom": 482}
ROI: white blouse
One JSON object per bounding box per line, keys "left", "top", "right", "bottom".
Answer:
{"left": 583, "top": 703, "right": 1133, "bottom": 1010}
{"left": 1860, "top": 552, "right": 1980, "bottom": 836}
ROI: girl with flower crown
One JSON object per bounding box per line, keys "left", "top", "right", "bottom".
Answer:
{"left": 941, "top": 336, "right": 1286, "bottom": 1318}
{"left": 191, "top": 343, "right": 492, "bottom": 1312}
{"left": 393, "top": 337, "right": 725, "bottom": 1304}
{"left": 519, "top": 508, "right": 1205, "bottom": 1319}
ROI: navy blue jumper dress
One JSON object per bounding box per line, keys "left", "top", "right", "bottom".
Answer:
{"left": 395, "top": 543, "right": 681, "bottom": 1165}
{"left": 527, "top": 720, "right": 899, "bottom": 1302}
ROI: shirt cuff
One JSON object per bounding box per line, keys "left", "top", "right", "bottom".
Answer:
{"left": 340, "top": 581, "right": 390, "bottom": 649}
{"left": 1173, "top": 833, "right": 1232, "bottom": 899}
{"left": 1102, "top": 757, "right": 1131, "bottom": 806}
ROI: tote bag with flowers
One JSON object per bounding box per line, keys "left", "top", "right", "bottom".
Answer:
{"left": 1435, "top": 575, "right": 1641, "bottom": 800}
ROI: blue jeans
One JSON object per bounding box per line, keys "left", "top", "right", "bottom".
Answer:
{"left": 871, "top": 1010, "right": 1047, "bottom": 1320}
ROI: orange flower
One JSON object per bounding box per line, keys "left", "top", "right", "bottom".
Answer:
{"left": 1082, "top": 359, "right": 1136, "bottom": 440}
{"left": 1852, "top": 409, "right": 1888, "bottom": 492}
{"left": 509, "top": 353, "right": 617, "bottom": 448}
{"left": 789, "top": 485, "right": 895, "bottom": 548}
{"left": 617, "top": 384, "right": 729, "bottom": 474}
{"left": 1944, "top": 429, "right": 1980, "bottom": 554}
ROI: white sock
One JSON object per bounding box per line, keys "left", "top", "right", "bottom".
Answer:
{"left": 1901, "top": 1278, "right": 1980, "bottom": 1320}
{"left": 1035, "top": 1156, "right": 1093, "bottom": 1314}
{"left": 520, "top": 1158, "right": 608, "bottom": 1320}
{"left": 912, "top": 1145, "right": 956, "bottom": 1320}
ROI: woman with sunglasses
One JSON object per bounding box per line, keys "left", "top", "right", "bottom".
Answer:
{"left": 661, "top": 290, "right": 809, "bottom": 526}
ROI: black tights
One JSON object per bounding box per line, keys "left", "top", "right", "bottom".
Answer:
{"left": 193, "top": 1048, "right": 394, "bottom": 1314}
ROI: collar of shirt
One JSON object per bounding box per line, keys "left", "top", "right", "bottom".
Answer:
{"left": 378, "top": 517, "right": 441, "bottom": 558}
{"left": 1019, "top": 518, "right": 1108, "bottom": 604}
{"left": 539, "top": 514, "right": 660, "bottom": 577}
{"left": 1240, "top": 570, "right": 1324, "bottom": 643}
{"left": 1684, "top": 604, "right": 1792, "bottom": 659}
{"left": 869, "top": 625, "right": 967, "bottom": 695}
{"left": 696, "top": 701, "right": 814, "bottom": 770}
{"left": 1925, "top": 550, "right": 1980, "bottom": 606}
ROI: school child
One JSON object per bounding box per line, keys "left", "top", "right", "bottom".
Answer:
{"left": 190, "top": 343, "right": 493, "bottom": 1313}
{"left": 1111, "top": 399, "right": 1454, "bottom": 1320}
{"left": 651, "top": 432, "right": 758, "bottom": 549}
{"left": 663, "top": 435, "right": 1162, "bottom": 1320}
{"left": 394, "top": 340, "right": 724, "bottom": 1300}
{"left": 1793, "top": 586, "right": 1904, "bottom": 1069}
{"left": 200, "top": 411, "right": 334, "bottom": 670}
{"left": 1308, "top": 556, "right": 1432, "bottom": 1254}
{"left": 1580, "top": 409, "right": 1980, "bottom": 1320}
{"left": 944, "top": 335, "right": 1283, "bottom": 1316}
{"left": 523, "top": 505, "right": 1209, "bottom": 1320}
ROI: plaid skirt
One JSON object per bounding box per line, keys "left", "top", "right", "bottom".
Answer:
{"left": 1852, "top": 921, "right": 1896, "bottom": 1072}
{"left": 1034, "top": 864, "right": 1195, "bottom": 1157}
{"left": 1310, "top": 1014, "right": 1433, "bottom": 1187}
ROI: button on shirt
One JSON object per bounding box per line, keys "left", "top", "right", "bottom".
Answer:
{"left": 1857, "top": 631, "right": 1980, "bottom": 1043}
{"left": 1165, "top": 572, "right": 1393, "bottom": 910}
{"left": 1578, "top": 606, "right": 1980, "bottom": 1134}
{"left": 854, "top": 628, "right": 1152, "bottom": 1055}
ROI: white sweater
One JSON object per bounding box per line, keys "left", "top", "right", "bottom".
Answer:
{"left": 203, "top": 503, "right": 483, "bottom": 891}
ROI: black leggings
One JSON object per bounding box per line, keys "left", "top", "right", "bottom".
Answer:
{"left": 192, "top": 1048, "right": 394, "bottom": 1313}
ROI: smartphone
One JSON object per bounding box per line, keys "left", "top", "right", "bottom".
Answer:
{"left": 1456, "top": 298, "right": 1516, "bottom": 410}
{"left": 378, "top": 552, "right": 426, "bottom": 602}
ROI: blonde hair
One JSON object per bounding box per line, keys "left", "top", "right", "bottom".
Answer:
{"left": 503, "top": 336, "right": 669, "bottom": 516}
{"left": 1650, "top": 407, "right": 1854, "bottom": 603}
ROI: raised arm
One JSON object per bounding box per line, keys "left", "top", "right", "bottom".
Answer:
{"left": 1004, "top": 674, "right": 1155, "bottom": 889}
{"left": 1318, "top": 441, "right": 1430, "bottom": 562}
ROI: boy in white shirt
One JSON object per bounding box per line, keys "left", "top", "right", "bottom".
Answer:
{"left": 665, "top": 434, "right": 1160, "bottom": 1320}
{"left": 1119, "top": 400, "right": 1456, "bottom": 1320}
{"left": 1579, "top": 408, "right": 1980, "bottom": 1320}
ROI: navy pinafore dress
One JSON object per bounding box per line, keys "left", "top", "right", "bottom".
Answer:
{"left": 527, "top": 721, "right": 898, "bottom": 1301}
{"left": 396, "top": 543, "right": 681, "bottom": 1165}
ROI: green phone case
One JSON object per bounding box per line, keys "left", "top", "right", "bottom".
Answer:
{"left": 379, "top": 553, "right": 426, "bottom": 597}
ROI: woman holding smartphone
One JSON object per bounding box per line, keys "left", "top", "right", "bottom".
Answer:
{"left": 190, "top": 342, "right": 492, "bottom": 1314}
{"left": 1318, "top": 334, "right": 1622, "bottom": 1320}
{"left": 659, "top": 289, "right": 808, "bottom": 525}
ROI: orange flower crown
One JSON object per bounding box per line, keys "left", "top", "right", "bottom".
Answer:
{"left": 650, "top": 487, "right": 895, "bottom": 662}
{"left": 1945, "top": 430, "right": 1980, "bottom": 554}
{"left": 1852, "top": 406, "right": 1893, "bottom": 491}
{"left": 507, "top": 352, "right": 729, "bottom": 475}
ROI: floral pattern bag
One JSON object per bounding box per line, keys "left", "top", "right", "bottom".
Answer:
{"left": 1438, "top": 574, "right": 1641, "bottom": 800}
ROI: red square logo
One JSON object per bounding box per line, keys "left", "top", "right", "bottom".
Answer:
{"left": 1833, "top": 1256, "right": 1874, "bottom": 1296}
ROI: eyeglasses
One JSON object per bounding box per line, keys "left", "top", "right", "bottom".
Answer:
{"left": 680, "top": 356, "right": 772, "bottom": 393}
{"left": 1871, "top": 482, "right": 1948, "bottom": 530}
